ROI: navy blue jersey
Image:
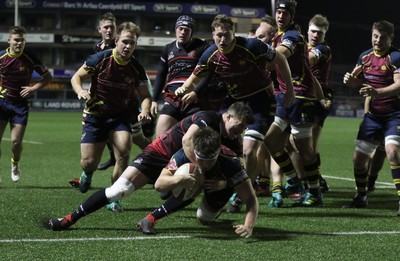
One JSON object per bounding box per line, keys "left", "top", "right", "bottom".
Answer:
{"left": 272, "top": 23, "right": 316, "bottom": 98}
{"left": 82, "top": 49, "right": 148, "bottom": 116}
{"left": 165, "top": 145, "right": 248, "bottom": 188}
{"left": 308, "top": 41, "right": 333, "bottom": 99}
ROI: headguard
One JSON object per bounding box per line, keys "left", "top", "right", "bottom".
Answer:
{"left": 275, "top": 0, "right": 297, "bottom": 20}
{"left": 175, "top": 15, "right": 195, "bottom": 30}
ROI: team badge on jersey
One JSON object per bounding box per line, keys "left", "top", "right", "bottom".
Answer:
{"left": 282, "top": 38, "right": 295, "bottom": 50}
{"left": 311, "top": 48, "right": 322, "bottom": 60}
{"left": 168, "top": 51, "right": 174, "bottom": 60}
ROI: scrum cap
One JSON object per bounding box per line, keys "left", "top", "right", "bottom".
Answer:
{"left": 175, "top": 15, "right": 195, "bottom": 30}
{"left": 275, "top": 0, "right": 297, "bottom": 19}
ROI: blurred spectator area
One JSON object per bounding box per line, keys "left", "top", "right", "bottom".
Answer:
{"left": 2, "top": 0, "right": 392, "bottom": 114}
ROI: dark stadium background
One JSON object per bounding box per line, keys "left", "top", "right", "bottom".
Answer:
{"left": 1, "top": 0, "right": 399, "bottom": 114}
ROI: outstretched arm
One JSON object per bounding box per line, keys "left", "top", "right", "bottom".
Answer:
{"left": 154, "top": 168, "right": 196, "bottom": 192}
{"left": 233, "top": 179, "right": 258, "bottom": 238}
{"left": 175, "top": 73, "right": 203, "bottom": 97}
{"left": 182, "top": 124, "right": 201, "bottom": 163}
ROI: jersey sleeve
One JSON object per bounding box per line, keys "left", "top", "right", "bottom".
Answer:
{"left": 164, "top": 149, "right": 190, "bottom": 175}
{"left": 351, "top": 49, "right": 370, "bottom": 78}
{"left": 248, "top": 38, "right": 276, "bottom": 62}
{"left": 192, "top": 111, "right": 219, "bottom": 129}
{"left": 152, "top": 45, "right": 169, "bottom": 101}
{"left": 310, "top": 44, "right": 330, "bottom": 65}
{"left": 83, "top": 52, "right": 103, "bottom": 75}
{"left": 390, "top": 50, "right": 400, "bottom": 75}
{"left": 133, "top": 59, "right": 149, "bottom": 88}
{"left": 192, "top": 45, "right": 218, "bottom": 78}
{"left": 280, "top": 29, "right": 304, "bottom": 54}
{"left": 25, "top": 51, "right": 50, "bottom": 77}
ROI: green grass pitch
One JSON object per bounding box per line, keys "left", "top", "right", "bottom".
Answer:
{"left": 0, "top": 112, "right": 399, "bottom": 260}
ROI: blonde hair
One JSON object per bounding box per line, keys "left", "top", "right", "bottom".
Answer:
{"left": 99, "top": 12, "right": 116, "bottom": 25}
{"left": 211, "top": 14, "right": 234, "bottom": 32}
{"left": 116, "top": 22, "right": 141, "bottom": 39}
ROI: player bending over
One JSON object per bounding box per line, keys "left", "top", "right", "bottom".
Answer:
{"left": 137, "top": 127, "right": 258, "bottom": 238}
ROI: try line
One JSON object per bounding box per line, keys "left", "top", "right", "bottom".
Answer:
{"left": 1, "top": 231, "right": 400, "bottom": 243}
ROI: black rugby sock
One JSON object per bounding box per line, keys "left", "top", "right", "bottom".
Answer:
{"left": 151, "top": 196, "right": 194, "bottom": 221}
{"left": 71, "top": 188, "right": 109, "bottom": 222}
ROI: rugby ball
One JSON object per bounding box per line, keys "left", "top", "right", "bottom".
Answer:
{"left": 172, "top": 163, "right": 205, "bottom": 201}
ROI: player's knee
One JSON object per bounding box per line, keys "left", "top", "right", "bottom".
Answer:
{"left": 355, "top": 139, "right": 378, "bottom": 158}
{"left": 115, "top": 152, "right": 130, "bottom": 164}
{"left": 243, "top": 146, "right": 258, "bottom": 161}
{"left": 384, "top": 136, "right": 400, "bottom": 164}
{"left": 385, "top": 152, "right": 398, "bottom": 165}
{"left": 11, "top": 139, "right": 22, "bottom": 149}
{"left": 196, "top": 199, "right": 222, "bottom": 225}
{"left": 80, "top": 158, "right": 96, "bottom": 172}
{"left": 385, "top": 135, "right": 400, "bottom": 147}
{"left": 291, "top": 126, "right": 312, "bottom": 139}
{"left": 105, "top": 177, "right": 135, "bottom": 202}
{"left": 244, "top": 129, "right": 265, "bottom": 142}
{"left": 272, "top": 116, "right": 289, "bottom": 132}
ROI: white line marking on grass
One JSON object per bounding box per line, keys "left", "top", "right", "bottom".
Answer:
{"left": 1, "top": 231, "right": 400, "bottom": 243}
{"left": 322, "top": 231, "right": 400, "bottom": 235}
{"left": 278, "top": 231, "right": 400, "bottom": 237}
{"left": 2, "top": 138, "right": 43, "bottom": 145}
{"left": 0, "top": 235, "right": 191, "bottom": 243}
{"left": 324, "top": 175, "right": 394, "bottom": 187}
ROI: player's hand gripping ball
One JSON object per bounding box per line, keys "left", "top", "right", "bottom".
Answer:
{"left": 172, "top": 163, "right": 205, "bottom": 201}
